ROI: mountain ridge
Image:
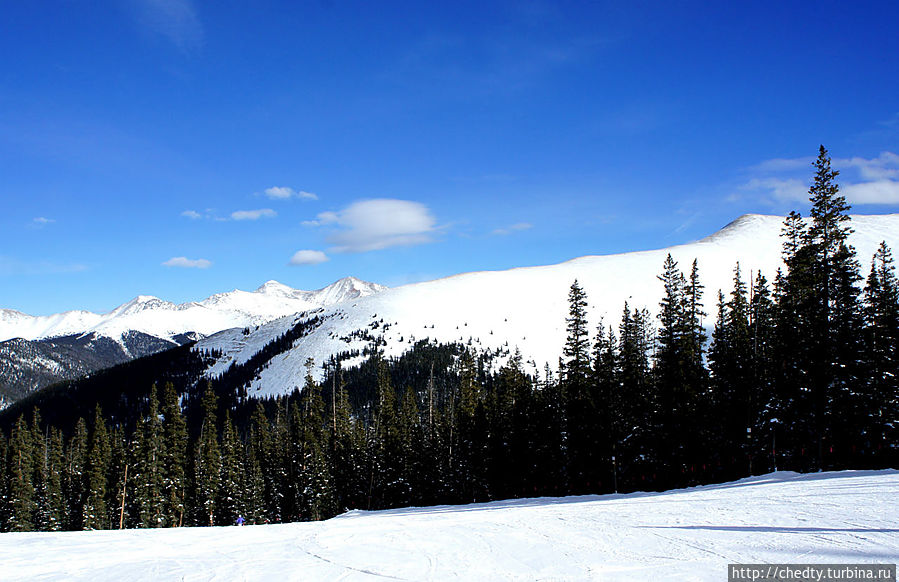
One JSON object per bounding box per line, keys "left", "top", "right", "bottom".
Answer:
{"left": 196, "top": 213, "right": 899, "bottom": 399}
{"left": 0, "top": 276, "right": 387, "bottom": 343}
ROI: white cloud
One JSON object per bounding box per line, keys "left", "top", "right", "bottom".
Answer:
{"left": 288, "top": 250, "right": 329, "bottom": 266}
{"left": 738, "top": 151, "right": 899, "bottom": 206}
{"left": 302, "top": 210, "right": 339, "bottom": 227}
{"left": 312, "top": 199, "right": 437, "bottom": 253}
{"left": 840, "top": 151, "right": 899, "bottom": 181}
{"left": 181, "top": 210, "right": 203, "bottom": 219}
{"left": 264, "top": 186, "right": 318, "bottom": 200}
{"left": 842, "top": 180, "right": 899, "bottom": 205}
{"left": 231, "top": 208, "right": 276, "bottom": 221}
{"left": 740, "top": 177, "right": 809, "bottom": 202}
{"left": 162, "top": 256, "right": 212, "bottom": 269}
{"left": 492, "top": 222, "right": 533, "bottom": 236}
{"left": 31, "top": 217, "right": 55, "bottom": 227}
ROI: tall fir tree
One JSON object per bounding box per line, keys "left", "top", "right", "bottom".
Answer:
{"left": 299, "top": 360, "right": 337, "bottom": 521}
{"left": 83, "top": 406, "right": 111, "bottom": 530}
{"left": 193, "top": 384, "right": 221, "bottom": 526}
{"left": 804, "top": 146, "right": 862, "bottom": 469}
{"left": 134, "top": 385, "right": 165, "bottom": 528}
{"left": 161, "top": 382, "right": 188, "bottom": 527}
{"left": 217, "top": 411, "right": 243, "bottom": 525}
{"left": 64, "top": 417, "right": 88, "bottom": 530}
{"left": 563, "top": 280, "right": 596, "bottom": 493}
{"left": 862, "top": 242, "right": 899, "bottom": 462}
{"left": 0, "top": 428, "right": 7, "bottom": 531}
{"left": 7, "top": 415, "right": 34, "bottom": 531}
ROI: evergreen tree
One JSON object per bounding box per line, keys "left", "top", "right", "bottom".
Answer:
{"left": 83, "top": 406, "right": 111, "bottom": 530}
{"left": 563, "top": 280, "right": 595, "bottom": 493}
{"left": 654, "top": 255, "right": 695, "bottom": 484}
{"left": 161, "top": 382, "right": 188, "bottom": 527}
{"left": 592, "top": 321, "right": 622, "bottom": 492}
{"left": 709, "top": 265, "right": 753, "bottom": 478}
{"left": 804, "top": 146, "right": 862, "bottom": 468}
{"left": 217, "top": 411, "right": 243, "bottom": 525}
{"left": 7, "top": 415, "right": 34, "bottom": 531}
{"left": 134, "top": 385, "right": 165, "bottom": 528}
{"left": 64, "top": 417, "right": 88, "bottom": 530}
{"left": 331, "top": 379, "right": 366, "bottom": 511}
{"left": 862, "top": 242, "right": 899, "bottom": 461}
{"left": 617, "top": 304, "right": 654, "bottom": 488}
{"left": 29, "top": 409, "right": 50, "bottom": 531}
{"left": 298, "top": 361, "right": 337, "bottom": 520}
{"left": 0, "top": 429, "right": 7, "bottom": 531}
{"left": 193, "top": 384, "right": 221, "bottom": 526}
{"left": 248, "top": 401, "right": 274, "bottom": 523}
{"left": 749, "top": 271, "right": 778, "bottom": 472}
{"left": 44, "top": 428, "right": 66, "bottom": 531}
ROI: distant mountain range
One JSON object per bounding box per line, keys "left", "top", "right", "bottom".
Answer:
{"left": 3, "top": 213, "right": 898, "bottom": 409}
{"left": 0, "top": 277, "right": 386, "bottom": 407}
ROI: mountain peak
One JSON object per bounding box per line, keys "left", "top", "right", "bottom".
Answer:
{"left": 255, "top": 280, "right": 296, "bottom": 295}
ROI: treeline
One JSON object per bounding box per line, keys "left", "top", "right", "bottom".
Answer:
{"left": 0, "top": 146, "right": 896, "bottom": 533}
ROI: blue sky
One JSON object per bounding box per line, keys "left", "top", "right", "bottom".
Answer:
{"left": 2, "top": 1, "right": 898, "bottom": 315}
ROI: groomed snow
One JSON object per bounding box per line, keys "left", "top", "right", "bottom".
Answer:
{"left": 2, "top": 470, "right": 896, "bottom": 581}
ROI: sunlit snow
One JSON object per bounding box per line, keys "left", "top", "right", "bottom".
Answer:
{"left": 1, "top": 470, "right": 896, "bottom": 581}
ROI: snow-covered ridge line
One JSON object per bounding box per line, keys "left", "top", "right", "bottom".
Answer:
{"left": 0, "top": 276, "right": 387, "bottom": 343}
{"left": 193, "top": 213, "right": 899, "bottom": 397}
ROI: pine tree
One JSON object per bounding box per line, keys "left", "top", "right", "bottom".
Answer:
{"left": 64, "top": 418, "right": 88, "bottom": 530}
{"left": 161, "top": 382, "right": 188, "bottom": 527}
{"left": 135, "top": 385, "right": 165, "bottom": 528}
{"left": 297, "top": 361, "right": 337, "bottom": 521}
{"left": 862, "top": 242, "right": 899, "bottom": 462}
{"left": 563, "top": 280, "right": 595, "bottom": 493}
{"left": 749, "top": 271, "right": 778, "bottom": 472}
{"left": 29, "top": 409, "right": 50, "bottom": 531}
{"left": 217, "top": 411, "right": 243, "bottom": 526}
{"left": 193, "top": 384, "right": 221, "bottom": 526}
{"left": 248, "top": 401, "right": 273, "bottom": 523}
{"left": 654, "top": 254, "right": 695, "bottom": 484}
{"left": 592, "top": 321, "right": 622, "bottom": 492}
{"left": 331, "top": 379, "right": 366, "bottom": 511}
{"left": 618, "top": 303, "right": 654, "bottom": 488}
{"left": 709, "top": 265, "right": 753, "bottom": 478}
{"left": 7, "top": 415, "right": 34, "bottom": 531}
{"left": 804, "top": 146, "right": 862, "bottom": 469}
{"left": 0, "top": 428, "right": 8, "bottom": 532}
{"left": 83, "top": 406, "right": 111, "bottom": 530}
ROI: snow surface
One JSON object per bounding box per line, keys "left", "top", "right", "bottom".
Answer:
{"left": 195, "top": 214, "right": 899, "bottom": 396}
{"left": 1, "top": 470, "right": 896, "bottom": 581}
{"left": 0, "top": 277, "right": 387, "bottom": 345}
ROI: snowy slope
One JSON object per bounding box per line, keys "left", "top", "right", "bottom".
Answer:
{"left": 197, "top": 214, "right": 899, "bottom": 397}
{"left": 0, "top": 277, "right": 386, "bottom": 344}
{"left": 2, "top": 470, "right": 896, "bottom": 581}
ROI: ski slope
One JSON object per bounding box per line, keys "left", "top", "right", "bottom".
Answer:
{"left": 2, "top": 470, "right": 896, "bottom": 581}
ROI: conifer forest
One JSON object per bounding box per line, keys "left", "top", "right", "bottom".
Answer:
{"left": 0, "top": 147, "right": 896, "bottom": 532}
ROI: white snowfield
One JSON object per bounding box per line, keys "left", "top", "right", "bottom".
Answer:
{"left": 1, "top": 470, "right": 896, "bottom": 581}
{"left": 0, "top": 277, "right": 386, "bottom": 344}
{"left": 197, "top": 213, "right": 899, "bottom": 396}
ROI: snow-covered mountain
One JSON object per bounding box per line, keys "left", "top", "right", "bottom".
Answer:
{"left": 0, "top": 277, "right": 386, "bottom": 406}
{"left": 0, "top": 276, "right": 387, "bottom": 344}
{"left": 198, "top": 214, "right": 899, "bottom": 398}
